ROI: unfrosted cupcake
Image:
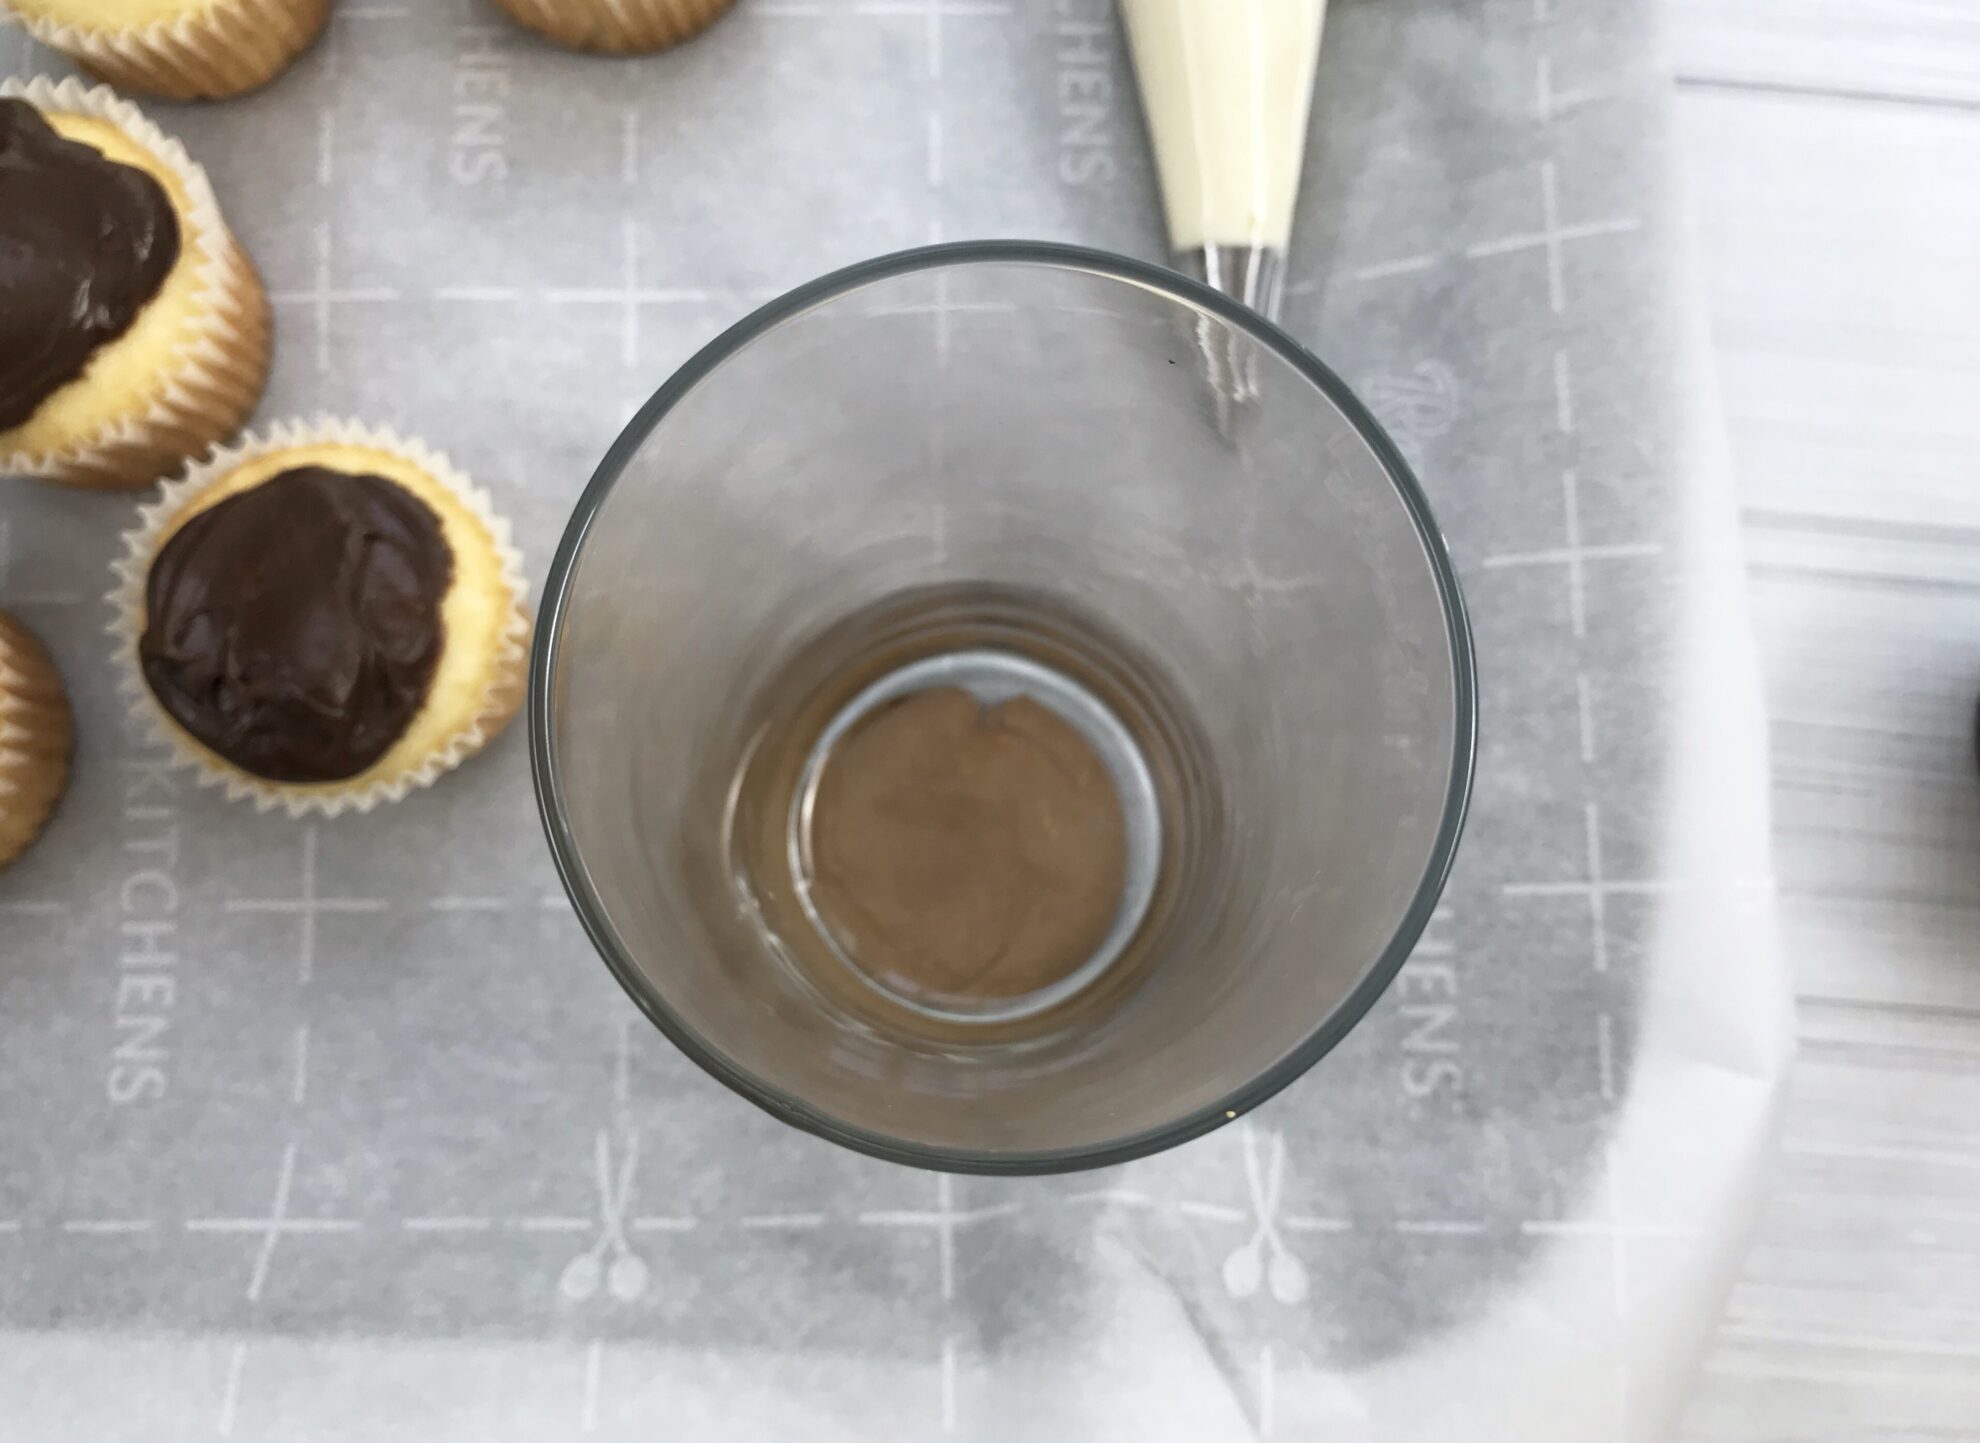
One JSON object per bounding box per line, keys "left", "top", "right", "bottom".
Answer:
{"left": 0, "top": 612, "right": 74, "bottom": 870}
{"left": 0, "top": 77, "right": 269, "bottom": 490}
{"left": 490, "top": 0, "right": 735, "bottom": 54}
{"left": 1, "top": 0, "right": 331, "bottom": 101}
{"left": 110, "top": 420, "right": 532, "bottom": 816}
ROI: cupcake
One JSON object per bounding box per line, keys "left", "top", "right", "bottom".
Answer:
{"left": 0, "top": 612, "right": 74, "bottom": 870}
{"left": 0, "top": 77, "right": 270, "bottom": 490}
{"left": 1, "top": 0, "right": 331, "bottom": 101}
{"left": 489, "top": 0, "right": 735, "bottom": 54}
{"left": 109, "top": 420, "right": 532, "bottom": 816}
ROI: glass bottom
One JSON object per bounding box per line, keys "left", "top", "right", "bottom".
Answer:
{"left": 718, "top": 583, "right": 1221, "bottom": 1048}
{"left": 789, "top": 649, "right": 1162, "bottom": 1025}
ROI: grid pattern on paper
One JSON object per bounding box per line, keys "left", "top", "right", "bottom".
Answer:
{"left": 0, "top": 1, "right": 1738, "bottom": 1438}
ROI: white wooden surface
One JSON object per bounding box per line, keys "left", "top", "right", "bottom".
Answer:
{"left": 1670, "top": 0, "right": 1980, "bottom": 105}
{"left": 1669, "top": 1, "right": 1980, "bottom": 1436}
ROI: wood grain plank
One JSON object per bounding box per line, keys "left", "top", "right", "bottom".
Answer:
{"left": 1677, "top": 84, "right": 1980, "bottom": 1019}
{"left": 1668, "top": 0, "right": 1980, "bottom": 106}
{"left": 1685, "top": 999, "right": 1980, "bottom": 1441}
{"left": 1678, "top": 89, "right": 1980, "bottom": 529}
{"left": 1675, "top": 60, "right": 1980, "bottom": 1439}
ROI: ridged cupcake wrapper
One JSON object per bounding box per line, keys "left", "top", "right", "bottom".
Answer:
{"left": 15, "top": 0, "right": 332, "bottom": 100}
{"left": 492, "top": 0, "right": 736, "bottom": 54}
{"left": 107, "top": 417, "right": 534, "bottom": 819}
{"left": 0, "top": 76, "right": 271, "bottom": 491}
{"left": 0, "top": 612, "right": 75, "bottom": 869}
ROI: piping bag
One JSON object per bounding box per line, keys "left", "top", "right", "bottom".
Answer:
{"left": 1120, "top": 0, "right": 1326, "bottom": 421}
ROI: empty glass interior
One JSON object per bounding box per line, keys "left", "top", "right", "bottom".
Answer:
{"left": 535, "top": 247, "right": 1472, "bottom": 1168}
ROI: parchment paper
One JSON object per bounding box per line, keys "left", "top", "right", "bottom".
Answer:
{"left": 0, "top": 0, "right": 1790, "bottom": 1437}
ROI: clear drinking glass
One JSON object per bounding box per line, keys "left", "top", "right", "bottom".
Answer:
{"left": 531, "top": 242, "right": 1475, "bottom": 1173}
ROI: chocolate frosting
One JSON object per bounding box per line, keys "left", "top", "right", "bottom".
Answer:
{"left": 139, "top": 467, "right": 455, "bottom": 784}
{"left": 0, "top": 97, "right": 183, "bottom": 432}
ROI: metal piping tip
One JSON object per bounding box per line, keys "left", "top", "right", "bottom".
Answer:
{"left": 1176, "top": 246, "right": 1285, "bottom": 435}
{"left": 1180, "top": 243, "right": 1288, "bottom": 324}
{"left": 1122, "top": 0, "right": 1325, "bottom": 432}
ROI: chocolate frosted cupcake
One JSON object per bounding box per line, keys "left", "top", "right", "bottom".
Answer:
{"left": 1, "top": 0, "right": 331, "bottom": 101}
{"left": 0, "top": 78, "right": 269, "bottom": 490}
{"left": 110, "top": 420, "right": 531, "bottom": 815}
{"left": 490, "top": 0, "right": 735, "bottom": 54}
{"left": 0, "top": 612, "right": 74, "bottom": 870}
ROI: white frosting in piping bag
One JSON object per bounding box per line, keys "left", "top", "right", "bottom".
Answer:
{"left": 1120, "top": 0, "right": 1327, "bottom": 253}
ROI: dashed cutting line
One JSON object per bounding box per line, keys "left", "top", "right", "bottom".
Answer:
{"left": 628, "top": 1216, "right": 698, "bottom": 1234}
{"left": 291, "top": 1023, "right": 310, "bottom": 1105}
{"left": 1576, "top": 672, "right": 1597, "bottom": 763}
{"left": 1063, "top": 1189, "right": 1155, "bottom": 1208}
{"left": 316, "top": 108, "right": 335, "bottom": 187}
{"left": 1553, "top": 348, "right": 1574, "bottom": 433}
{"left": 61, "top": 1219, "right": 156, "bottom": 1235}
{"left": 1597, "top": 1011, "right": 1617, "bottom": 1101}
{"left": 1178, "top": 1201, "right": 1246, "bottom": 1223}
{"left": 580, "top": 1338, "right": 603, "bottom": 1434}
{"left": 430, "top": 896, "right": 510, "bottom": 913}
{"left": 1259, "top": 1343, "right": 1276, "bottom": 1439}
{"left": 218, "top": 1340, "right": 248, "bottom": 1438}
{"left": 1282, "top": 1216, "right": 1353, "bottom": 1234}
{"left": 941, "top": 1334, "right": 958, "bottom": 1433}
{"left": 1353, "top": 254, "right": 1438, "bottom": 282}
{"left": 1393, "top": 1219, "right": 1489, "bottom": 1236}
{"left": 739, "top": 1212, "right": 828, "bottom": 1229}
{"left": 512, "top": 1216, "right": 594, "bottom": 1234}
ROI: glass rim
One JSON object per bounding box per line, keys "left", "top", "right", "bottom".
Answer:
{"left": 528, "top": 239, "right": 1480, "bottom": 1176}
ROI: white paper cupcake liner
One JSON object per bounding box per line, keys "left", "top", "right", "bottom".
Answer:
{"left": 0, "top": 612, "right": 74, "bottom": 869}
{"left": 13, "top": 0, "right": 331, "bottom": 101}
{"left": 107, "top": 417, "right": 534, "bottom": 819}
{"left": 0, "top": 76, "right": 270, "bottom": 491}
{"left": 493, "top": 0, "right": 735, "bottom": 53}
